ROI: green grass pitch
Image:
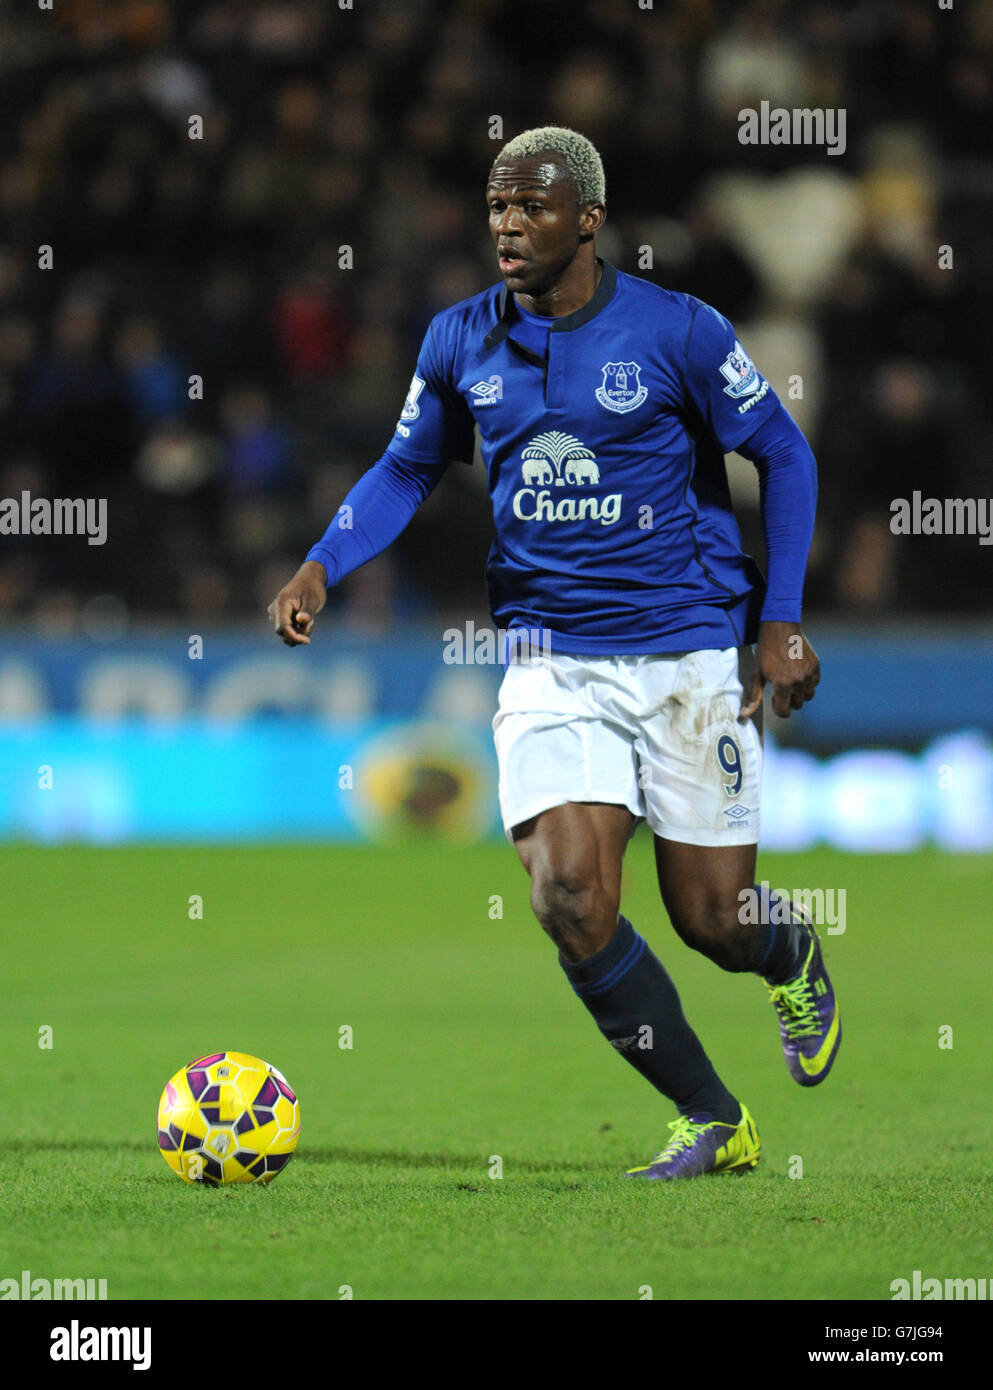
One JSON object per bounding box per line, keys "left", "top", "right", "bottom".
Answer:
{"left": 1, "top": 839, "right": 990, "bottom": 1301}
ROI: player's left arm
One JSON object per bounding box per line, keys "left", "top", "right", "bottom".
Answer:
{"left": 682, "top": 303, "right": 819, "bottom": 719}
{"left": 735, "top": 404, "right": 819, "bottom": 719}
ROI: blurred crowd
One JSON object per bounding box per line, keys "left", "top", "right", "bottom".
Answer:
{"left": 0, "top": 0, "right": 991, "bottom": 633}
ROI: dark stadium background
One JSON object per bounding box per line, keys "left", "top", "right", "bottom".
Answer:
{"left": 1, "top": 0, "right": 991, "bottom": 836}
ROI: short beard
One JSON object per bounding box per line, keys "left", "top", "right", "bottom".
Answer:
{"left": 519, "top": 243, "right": 583, "bottom": 301}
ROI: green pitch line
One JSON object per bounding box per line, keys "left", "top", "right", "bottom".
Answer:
{"left": 0, "top": 840, "right": 989, "bottom": 1300}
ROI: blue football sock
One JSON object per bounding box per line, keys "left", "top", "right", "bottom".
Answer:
{"left": 559, "top": 916, "right": 740, "bottom": 1125}
{"left": 751, "top": 884, "right": 810, "bottom": 984}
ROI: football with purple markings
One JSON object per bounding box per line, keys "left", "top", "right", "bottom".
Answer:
{"left": 157, "top": 1051, "right": 300, "bottom": 1186}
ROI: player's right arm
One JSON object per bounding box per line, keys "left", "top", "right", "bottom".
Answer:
{"left": 268, "top": 319, "right": 473, "bottom": 647}
{"left": 268, "top": 557, "right": 328, "bottom": 646}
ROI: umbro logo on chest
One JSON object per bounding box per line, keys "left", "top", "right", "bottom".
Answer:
{"left": 469, "top": 375, "right": 503, "bottom": 405}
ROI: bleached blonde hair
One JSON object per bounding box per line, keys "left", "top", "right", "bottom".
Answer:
{"left": 491, "top": 126, "right": 606, "bottom": 205}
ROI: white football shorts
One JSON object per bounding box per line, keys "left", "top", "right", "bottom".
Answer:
{"left": 492, "top": 646, "right": 763, "bottom": 846}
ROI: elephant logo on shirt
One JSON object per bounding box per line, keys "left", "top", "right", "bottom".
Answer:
{"left": 514, "top": 430, "right": 619, "bottom": 526}
{"left": 521, "top": 458, "right": 553, "bottom": 485}
{"left": 564, "top": 456, "right": 599, "bottom": 485}
{"left": 520, "top": 431, "right": 599, "bottom": 487}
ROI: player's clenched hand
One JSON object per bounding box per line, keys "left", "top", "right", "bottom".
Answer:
{"left": 739, "top": 621, "right": 820, "bottom": 720}
{"left": 267, "top": 561, "right": 328, "bottom": 646}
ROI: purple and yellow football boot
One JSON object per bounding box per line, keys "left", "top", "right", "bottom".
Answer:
{"left": 625, "top": 1104, "right": 760, "bottom": 1180}
{"left": 768, "top": 927, "right": 841, "bottom": 1086}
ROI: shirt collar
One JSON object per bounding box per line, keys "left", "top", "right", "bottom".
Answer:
{"left": 483, "top": 259, "right": 618, "bottom": 350}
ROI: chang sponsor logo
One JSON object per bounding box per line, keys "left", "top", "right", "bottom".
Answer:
{"left": 512, "top": 429, "right": 621, "bottom": 526}
{"left": 513, "top": 490, "right": 622, "bottom": 526}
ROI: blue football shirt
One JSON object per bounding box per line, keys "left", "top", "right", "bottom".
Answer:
{"left": 349, "top": 260, "right": 789, "bottom": 654}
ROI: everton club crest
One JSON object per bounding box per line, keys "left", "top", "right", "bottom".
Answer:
{"left": 595, "top": 361, "right": 647, "bottom": 414}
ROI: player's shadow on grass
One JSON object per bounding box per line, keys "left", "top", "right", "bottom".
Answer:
{"left": 294, "top": 1146, "right": 610, "bottom": 1174}
{"left": 6, "top": 1139, "right": 151, "bottom": 1154}
{"left": 5, "top": 1138, "right": 610, "bottom": 1174}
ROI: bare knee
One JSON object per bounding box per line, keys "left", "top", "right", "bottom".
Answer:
{"left": 512, "top": 803, "right": 631, "bottom": 961}
{"left": 530, "top": 865, "right": 618, "bottom": 961}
